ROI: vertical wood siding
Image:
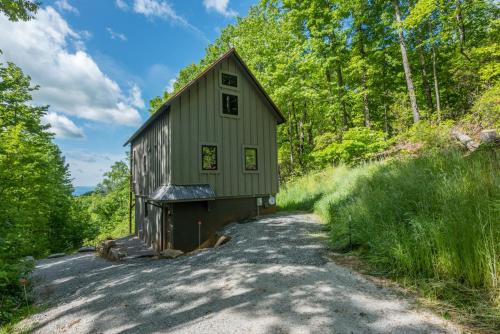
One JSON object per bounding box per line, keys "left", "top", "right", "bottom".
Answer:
{"left": 131, "top": 110, "right": 170, "bottom": 249}
{"left": 170, "top": 55, "right": 279, "bottom": 197}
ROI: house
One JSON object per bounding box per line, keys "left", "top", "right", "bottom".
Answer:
{"left": 124, "top": 48, "right": 285, "bottom": 252}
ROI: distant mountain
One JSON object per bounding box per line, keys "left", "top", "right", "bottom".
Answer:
{"left": 73, "top": 186, "right": 95, "bottom": 196}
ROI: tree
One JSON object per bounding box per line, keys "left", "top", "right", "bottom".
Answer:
{"left": 392, "top": 0, "right": 420, "bottom": 123}
{"left": 0, "top": 0, "right": 38, "bottom": 22}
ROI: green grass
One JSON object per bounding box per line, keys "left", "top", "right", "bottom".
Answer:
{"left": 278, "top": 148, "right": 499, "bottom": 331}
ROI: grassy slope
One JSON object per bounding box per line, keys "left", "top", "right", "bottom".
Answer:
{"left": 277, "top": 148, "right": 499, "bottom": 331}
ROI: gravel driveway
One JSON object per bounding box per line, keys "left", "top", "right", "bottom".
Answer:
{"left": 17, "top": 213, "right": 460, "bottom": 334}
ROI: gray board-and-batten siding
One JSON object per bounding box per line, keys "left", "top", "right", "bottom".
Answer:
{"left": 126, "top": 49, "right": 284, "bottom": 249}
{"left": 129, "top": 50, "right": 283, "bottom": 199}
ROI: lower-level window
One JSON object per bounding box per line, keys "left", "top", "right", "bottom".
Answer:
{"left": 201, "top": 145, "right": 218, "bottom": 170}
{"left": 244, "top": 147, "right": 258, "bottom": 171}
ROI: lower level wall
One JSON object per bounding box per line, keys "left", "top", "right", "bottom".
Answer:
{"left": 172, "top": 196, "right": 276, "bottom": 251}
{"left": 136, "top": 195, "right": 276, "bottom": 252}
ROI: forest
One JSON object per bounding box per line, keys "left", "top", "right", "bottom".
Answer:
{"left": 0, "top": 0, "right": 498, "bottom": 331}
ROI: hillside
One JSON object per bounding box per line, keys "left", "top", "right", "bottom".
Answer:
{"left": 278, "top": 144, "right": 499, "bottom": 332}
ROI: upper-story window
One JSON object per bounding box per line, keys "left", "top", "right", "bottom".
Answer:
{"left": 143, "top": 154, "right": 147, "bottom": 174}
{"left": 221, "top": 72, "right": 238, "bottom": 88}
{"left": 222, "top": 93, "right": 238, "bottom": 116}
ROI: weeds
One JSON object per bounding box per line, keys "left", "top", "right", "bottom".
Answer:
{"left": 278, "top": 148, "right": 499, "bottom": 331}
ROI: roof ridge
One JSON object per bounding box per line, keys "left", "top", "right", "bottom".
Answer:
{"left": 124, "top": 48, "right": 284, "bottom": 146}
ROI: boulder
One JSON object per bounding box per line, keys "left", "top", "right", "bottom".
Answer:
{"left": 159, "top": 249, "right": 184, "bottom": 259}
{"left": 47, "top": 253, "right": 65, "bottom": 259}
{"left": 214, "top": 235, "right": 231, "bottom": 247}
{"left": 78, "top": 246, "right": 96, "bottom": 253}
{"left": 24, "top": 256, "right": 35, "bottom": 262}
{"left": 103, "top": 239, "right": 116, "bottom": 249}
{"left": 97, "top": 240, "right": 116, "bottom": 256}
{"left": 108, "top": 248, "right": 126, "bottom": 261}
{"left": 480, "top": 129, "right": 497, "bottom": 143}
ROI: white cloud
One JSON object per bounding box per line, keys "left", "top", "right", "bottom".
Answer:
{"left": 115, "top": 0, "right": 129, "bottom": 10}
{"left": 133, "top": 0, "right": 192, "bottom": 27}
{"left": 166, "top": 78, "right": 176, "bottom": 93}
{"left": 43, "top": 112, "right": 85, "bottom": 138}
{"left": 0, "top": 7, "right": 142, "bottom": 127}
{"left": 64, "top": 150, "right": 126, "bottom": 186}
{"left": 55, "top": 0, "right": 79, "bottom": 15}
{"left": 203, "top": 0, "right": 237, "bottom": 17}
{"left": 116, "top": 0, "right": 208, "bottom": 42}
{"left": 128, "top": 84, "right": 145, "bottom": 108}
{"left": 106, "top": 27, "right": 127, "bottom": 41}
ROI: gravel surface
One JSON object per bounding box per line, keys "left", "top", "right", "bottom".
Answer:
{"left": 17, "top": 213, "right": 460, "bottom": 334}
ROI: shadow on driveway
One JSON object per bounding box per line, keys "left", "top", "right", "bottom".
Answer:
{"left": 21, "top": 213, "right": 459, "bottom": 334}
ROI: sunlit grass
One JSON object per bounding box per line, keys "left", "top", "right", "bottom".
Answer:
{"left": 277, "top": 148, "right": 499, "bottom": 330}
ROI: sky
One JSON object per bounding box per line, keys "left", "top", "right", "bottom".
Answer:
{"left": 0, "top": 0, "right": 255, "bottom": 186}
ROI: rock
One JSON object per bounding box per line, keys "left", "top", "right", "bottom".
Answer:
{"left": 108, "top": 248, "right": 126, "bottom": 261}
{"left": 214, "top": 235, "right": 231, "bottom": 247}
{"left": 78, "top": 246, "right": 96, "bottom": 253}
{"left": 97, "top": 239, "right": 116, "bottom": 256}
{"left": 24, "top": 256, "right": 35, "bottom": 262}
{"left": 104, "top": 240, "right": 116, "bottom": 249}
{"left": 451, "top": 128, "right": 479, "bottom": 151}
{"left": 47, "top": 253, "right": 65, "bottom": 259}
{"left": 159, "top": 249, "right": 184, "bottom": 259}
{"left": 480, "top": 129, "right": 497, "bottom": 143}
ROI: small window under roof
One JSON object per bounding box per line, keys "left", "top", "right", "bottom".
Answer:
{"left": 221, "top": 72, "right": 238, "bottom": 88}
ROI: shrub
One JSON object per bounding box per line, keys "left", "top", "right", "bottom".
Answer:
{"left": 311, "top": 127, "right": 390, "bottom": 167}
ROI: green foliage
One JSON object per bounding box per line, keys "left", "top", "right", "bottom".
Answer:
{"left": 74, "top": 160, "right": 132, "bottom": 245}
{"left": 311, "top": 127, "right": 390, "bottom": 167}
{"left": 399, "top": 120, "right": 457, "bottom": 152}
{"left": 0, "top": 63, "right": 81, "bottom": 325}
{"left": 0, "top": 0, "right": 38, "bottom": 22}
{"left": 278, "top": 148, "right": 500, "bottom": 329}
{"left": 148, "top": 0, "right": 498, "bottom": 179}
{"left": 464, "top": 82, "right": 500, "bottom": 130}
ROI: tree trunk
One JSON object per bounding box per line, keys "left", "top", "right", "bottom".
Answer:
{"left": 361, "top": 47, "right": 370, "bottom": 128}
{"left": 357, "top": 21, "right": 370, "bottom": 128}
{"left": 393, "top": 0, "right": 420, "bottom": 123}
{"left": 455, "top": 0, "right": 471, "bottom": 61}
{"left": 288, "top": 106, "right": 295, "bottom": 168}
{"left": 428, "top": 21, "right": 442, "bottom": 123}
{"left": 336, "top": 63, "right": 349, "bottom": 129}
{"left": 298, "top": 103, "right": 305, "bottom": 164}
{"left": 416, "top": 35, "right": 433, "bottom": 110}
{"left": 431, "top": 43, "right": 442, "bottom": 123}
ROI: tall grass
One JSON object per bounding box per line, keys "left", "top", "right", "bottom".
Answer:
{"left": 278, "top": 148, "right": 499, "bottom": 328}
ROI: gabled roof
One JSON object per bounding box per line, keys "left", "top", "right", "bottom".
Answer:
{"left": 124, "top": 48, "right": 285, "bottom": 146}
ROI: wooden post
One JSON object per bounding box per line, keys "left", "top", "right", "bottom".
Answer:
{"left": 129, "top": 146, "right": 133, "bottom": 235}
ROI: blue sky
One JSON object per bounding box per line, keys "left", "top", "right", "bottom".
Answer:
{"left": 0, "top": 0, "right": 255, "bottom": 186}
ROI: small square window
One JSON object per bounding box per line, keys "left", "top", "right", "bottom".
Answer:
{"left": 201, "top": 145, "right": 218, "bottom": 170}
{"left": 222, "top": 93, "right": 238, "bottom": 116}
{"left": 244, "top": 147, "right": 258, "bottom": 171}
{"left": 221, "top": 73, "right": 238, "bottom": 87}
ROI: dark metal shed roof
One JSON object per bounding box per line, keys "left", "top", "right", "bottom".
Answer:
{"left": 123, "top": 48, "right": 285, "bottom": 146}
{"left": 149, "top": 184, "right": 216, "bottom": 203}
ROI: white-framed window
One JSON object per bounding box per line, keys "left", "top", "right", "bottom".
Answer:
{"left": 200, "top": 143, "right": 218, "bottom": 172}
{"left": 220, "top": 71, "right": 238, "bottom": 89}
{"left": 221, "top": 92, "right": 239, "bottom": 116}
{"left": 243, "top": 145, "right": 259, "bottom": 173}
